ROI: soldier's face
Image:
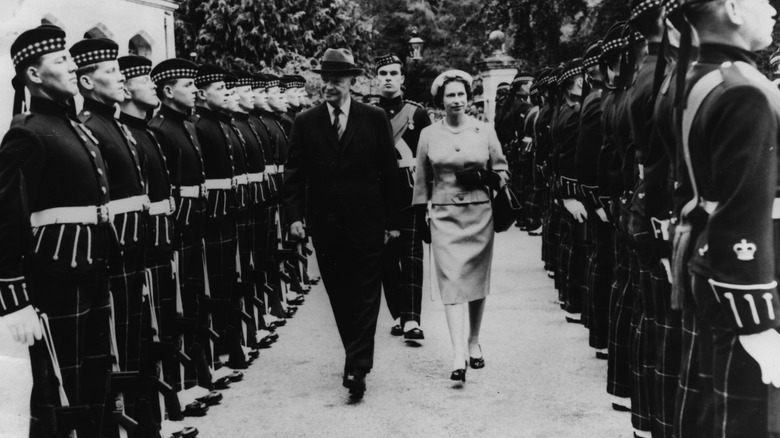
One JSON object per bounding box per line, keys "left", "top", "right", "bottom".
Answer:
{"left": 254, "top": 88, "right": 270, "bottom": 111}
{"left": 442, "top": 81, "right": 467, "bottom": 116}
{"left": 169, "top": 78, "right": 197, "bottom": 109}
{"left": 236, "top": 85, "right": 254, "bottom": 111}
{"left": 734, "top": 0, "right": 777, "bottom": 50}
{"left": 285, "top": 87, "right": 300, "bottom": 106}
{"left": 377, "top": 64, "right": 404, "bottom": 97}
{"left": 267, "top": 86, "right": 287, "bottom": 112}
{"left": 201, "top": 81, "right": 229, "bottom": 111}
{"left": 125, "top": 75, "right": 159, "bottom": 110}
{"left": 87, "top": 60, "right": 126, "bottom": 104}
{"left": 321, "top": 74, "right": 353, "bottom": 106}
{"left": 31, "top": 50, "right": 79, "bottom": 100}
{"left": 226, "top": 87, "right": 241, "bottom": 112}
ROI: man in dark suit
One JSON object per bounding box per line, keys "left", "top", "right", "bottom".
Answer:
{"left": 283, "top": 48, "right": 400, "bottom": 398}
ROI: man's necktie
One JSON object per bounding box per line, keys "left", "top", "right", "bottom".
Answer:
{"left": 332, "top": 107, "right": 342, "bottom": 139}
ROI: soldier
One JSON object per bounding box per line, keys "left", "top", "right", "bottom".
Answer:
{"left": 374, "top": 53, "right": 431, "bottom": 339}
{"left": 193, "top": 64, "right": 249, "bottom": 373}
{"left": 282, "top": 74, "right": 306, "bottom": 122}
{"left": 534, "top": 69, "right": 558, "bottom": 277}
{"left": 70, "top": 38, "right": 150, "bottom": 428}
{"left": 270, "top": 75, "right": 292, "bottom": 136}
{"left": 576, "top": 40, "right": 613, "bottom": 362}
{"left": 598, "top": 22, "right": 634, "bottom": 414}
{"left": 675, "top": 0, "right": 780, "bottom": 436}
{"left": 553, "top": 58, "right": 588, "bottom": 322}
{"left": 506, "top": 72, "right": 535, "bottom": 230}
{"left": 0, "top": 24, "right": 113, "bottom": 438}
{"left": 148, "top": 59, "right": 228, "bottom": 402}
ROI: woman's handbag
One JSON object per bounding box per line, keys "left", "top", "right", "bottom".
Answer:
{"left": 492, "top": 184, "right": 522, "bottom": 233}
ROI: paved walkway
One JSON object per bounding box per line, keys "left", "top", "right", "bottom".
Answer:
{"left": 0, "top": 228, "right": 631, "bottom": 437}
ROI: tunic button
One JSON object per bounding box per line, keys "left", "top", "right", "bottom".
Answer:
{"left": 91, "top": 151, "right": 97, "bottom": 158}
{"left": 97, "top": 169, "right": 103, "bottom": 175}
{"left": 101, "top": 187, "right": 107, "bottom": 194}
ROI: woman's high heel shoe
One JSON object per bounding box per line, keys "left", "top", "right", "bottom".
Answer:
{"left": 469, "top": 345, "right": 485, "bottom": 369}
{"left": 450, "top": 361, "right": 467, "bottom": 382}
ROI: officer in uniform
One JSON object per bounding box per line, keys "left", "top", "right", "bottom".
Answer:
{"left": 0, "top": 24, "right": 113, "bottom": 438}
{"left": 598, "top": 22, "right": 634, "bottom": 413}
{"left": 676, "top": 0, "right": 780, "bottom": 436}
{"left": 193, "top": 64, "right": 248, "bottom": 373}
{"left": 374, "top": 53, "right": 431, "bottom": 339}
{"left": 270, "top": 75, "right": 292, "bottom": 136}
{"left": 70, "top": 38, "right": 150, "bottom": 427}
{"left": 507, "top": 72, "right": 534, "bottom": 230}
{"left": 575, "top": 40, "right": 613, "bottom": 362}
{"left": 625, "top": 2, "right": 669, "bottom": 435}
{"left": 553, "top": 59, "right": 588, "bottom": 321}
{"left": 534, "top": 70, "right": 558, "bottom": 277}
{"left": 148, "top": 59, "right": 227, "bottom": 400}
{"left": 230, "top": 70, "right": 279, "bottom": 349}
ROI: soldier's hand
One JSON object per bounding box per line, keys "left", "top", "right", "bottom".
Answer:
{"left": 596, "top": 208, "right": 609, "bottom": 223}
{"left": 563, "top": 199, "right": 588, "bottom": 223}
{"left": 2, "top": 305, "right": 42, "bottom": 346}
{"left": 385, "top": 230, "right": 400, "bottom": 244}
{"left": 290, "top": 221, "right": 306, "bottom": 240}
{"left": 739, "top": 329, "right": 780, "bottom": 387}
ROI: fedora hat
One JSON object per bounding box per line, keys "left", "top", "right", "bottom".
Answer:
{"left": 312, "top": 48, "right": 362, "bottom": 75}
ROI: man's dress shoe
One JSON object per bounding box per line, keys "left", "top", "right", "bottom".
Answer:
{"left": 390, "top": 324, "right": 403, "bottom": 336}
{"left": 403, "top": 327, "right": 425, "bottom": 340}
{"left": 342, "top": 371, "right": 366, "bottom": 397}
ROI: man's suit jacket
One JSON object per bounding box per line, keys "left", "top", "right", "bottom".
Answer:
{"left": 283, "top": 100, "right": 400, "bottom": 251}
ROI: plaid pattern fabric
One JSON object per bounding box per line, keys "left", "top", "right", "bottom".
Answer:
{"left": 203, "top": 216, "right": 238, "bottom": 360}
{"left": 557, "top": 214, "right": 572, "bottom": 303}
{"left": 108, "top": 246, "right": 147, "bottom": 373}
{"left": 382, "top": 205, "right": 424, "bottom": 324}
{"left": 688, "top": 273, "right": 769, "bottom": 437}
{"left": 144, "top": 258, "right": 179, "bottom": 394}
{"left": 27, "top": 262, "right": 111, "bottom": 437}
{"left": 607, "top": 236, "right": 635, "bottom": 398}
{"left": 524, "top": 158, "right": 546, "bottom": 230}
{"left": 586, "top": 217, "right": 614, "bottom": 349}
{"left": 544, "top": 203, "right": 562, "bottom": 277}
{"left": 557, "top": 214, "right": 585, "bottom": 313}
{"left": 650, "top": 262, "right": 681, "bottom": 438}
{"left": 629, "top": 255, "right": 655, "bottom": 432}
{"left": 675, "top": 283, "right": 705, "bottom": 438}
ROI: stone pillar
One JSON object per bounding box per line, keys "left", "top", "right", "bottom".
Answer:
{"left": 475, "top": 31, "right": 520, "bottom": 124}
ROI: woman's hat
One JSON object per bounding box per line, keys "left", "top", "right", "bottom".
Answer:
{"left": 430, "top": 69, "right": 473, "bottom": 97}
{"left": 312, "top": 48, "right": 363, "bottom": 75}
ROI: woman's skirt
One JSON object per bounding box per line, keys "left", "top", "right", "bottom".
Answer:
{"left": 430, "top": 201, "right": 494, "bottom": 305}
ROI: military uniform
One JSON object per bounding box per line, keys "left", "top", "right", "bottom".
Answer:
{"left": 147, "top": 59, "right": 214, "bottom": 391}
{"left": 680, "top": 43, "right": 780, "bottom": 438}
{"left": 376, "top": 89, "right": 431, "bottom": 331}
{"left": 576, "top": 42, "right": 614, "bottom": 353}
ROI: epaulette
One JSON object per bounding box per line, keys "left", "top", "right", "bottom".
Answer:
{"left": 404, "top": 100, "right": 424, "bottom": 109}
{"left": 148, "top": 114, "right": 165, "bottom": 128}
{"left": 10, "top": 113, "right": 34, "bottom": 128}
{"left": 77, "top": 111, "right": 93, "bottom": 124}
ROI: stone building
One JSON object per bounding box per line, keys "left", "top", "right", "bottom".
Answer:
{"left": 0, "top": 0, "right": 179, "bottom": 127}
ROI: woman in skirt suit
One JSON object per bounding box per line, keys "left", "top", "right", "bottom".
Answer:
{"left": 412, "top": 70, "right": 509, "bottom": 381}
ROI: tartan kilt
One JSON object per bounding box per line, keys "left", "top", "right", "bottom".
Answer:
{"left": 689, "top": 273, "right": 769, "bottom": 438}
{"left": 557, "top": 213, "right": 585, "bottom": 313}
{"left": 557, "top": 213, "right": 572, "bottom": 301}
{"left": 108, "top": 245, "right": 146, "bottom": 373}
{"left": 650, "top": 262, "right": 681, "bottom": 438}
{"left": 27, "top": 260, "right": 112, "bottom": 438}
{"left": 526, "top": 158, "right": 546, "bottom": 229}
{"left": 203, "top": 214, "right": 238, "bottom": 359}
{"left": 544, "top": 201, "right": 562, "bottom": 276}
{"left": 675, "top": 281, "right": 706, "bottom": 438}
{"left": 144, "top": 257, "right": 178, "bottom": 389}
{"left": 586, "top": 217, "right": 614, "bottom": 349}
{"left": 629, "top": 255, "right": 655, "bottom": 431}
{"left": 607, "top": 235, "right": 635, "bottom": 398}
{"left": 381, "top": 205, "right": 424, "bottom": 324}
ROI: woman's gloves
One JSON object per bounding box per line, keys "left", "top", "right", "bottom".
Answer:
{"left": 455, "top": 169, "right": 502, "bottom": 191}
{"left": 415, "top": 204, "right": 431, "bottom": 244}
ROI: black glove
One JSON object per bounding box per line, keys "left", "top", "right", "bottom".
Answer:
{"left": 414, "top": 204, "right": 431, "bottom": 244}
{"left": 455, "top": 169, "right": 501, "bottom": 191}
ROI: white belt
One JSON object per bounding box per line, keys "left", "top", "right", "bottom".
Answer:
{"left": 30, "top": 205, "right": 109, "bottom": 227}
{"left": 398, "top": 157, "right": 416, "bottom": 169}
{"left": 108, "top": 195, "right": 150, "bottom": 216}
{"left": 233, "top": 174, "right": 249, "bottom": 186}
{"left": 148, "top": 197, "right": 176, "bottom": 216}
{"left": 265, "top": 165, "right": 278, "bottom": 174}
{"left": 248, "top": 172, "right": 264, "bottom": 183}
{"left": 703, "top": 198, "right": 780, "bottom": 219}
{"left": 180, "top": 185, "right": 203, "bottom": 198}
{"left": 205, "top": 178, "right": 233, "bottom": 190}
